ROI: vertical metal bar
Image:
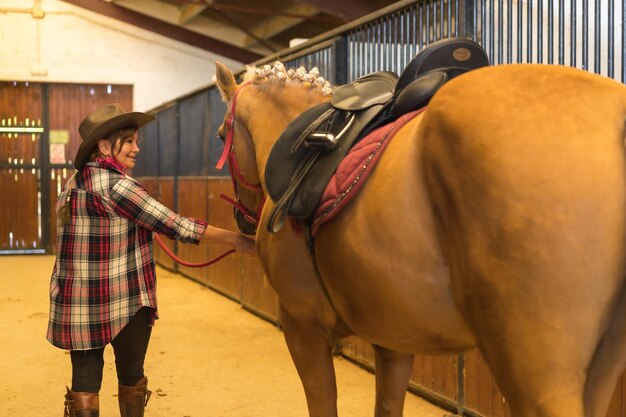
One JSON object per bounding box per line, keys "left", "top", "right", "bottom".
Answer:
{"left": 411, "top": 6, "right": 416, "bottom": 59}
{"left": 527, "top": 0, "right": 533, "bottom": 62}
{"left": 458, "top": 0, "right": 467, "bottom": 38}
{"left": 401, "top": 10, "right": 407, "bottom": 69}
{"left": 447, "top": 0, "right": 452, "bottom": 37}
{"left": 547, "top": 0, "right": 554, "bottom": 63}
{"left": 488, "top": 0, "right": 494, "bottom": 62}
{"left": 333, "top": 36, "right": 349, "bottom": 86}
{"left": 361, "top": 27, "right": 366, "bottom": 75}
{"left": 367, "top": 24, "right": 372, "bottom": 75}
{"left": 622, "top": 0, "right": 625, "bottom": 82}
{"left": 40, "top": 83, "right": 51, "bottom": 253}
{"left": 360, "top": 27, "right": 366, "bottom": 78}
{"left": 388, "top": 19, "right": 392, "bottom": 73}
{"left": 410, "top": 7, "right": 414, "bottom": 63}
{"left": 418, "top": 1, "right": 424, "bottom": 49}
{"left": 517, "top": 0, "right": 522, "bottom": 62}
{"left": 482, "top": 0, "right": 487, "bottom": 56}
{"left": 433, "top": 0, "right": 439, "bottom": 40}
{"left": 507, "top": 0, "right": 512, "bottom": 63}
{"left": 456, "top": 0, "right": 461, "bottom": 38}
{"left": 174, "top": 104, "right": 181, "bottom": 269}
{"left": 558, "top": 0, "right": 565, "bottom": 64}
{"left": 497, "top": 0, "right": 503, "bottom": 65}
{"left": 608, "top": 0, "right": 614, "bottom": 78}
{"left": 537, "top": 0, "right": 543, "bottom": 63}
{"left": 375, "top": 23, "right": 380, "bottom": 74}
{"left": 378, "top": 21, "right": 383, "bottom": 73}
{"left": 395, "top": 13, "right": 400, "bottom": 72}
{"left": 583, "top": 0, "right": 589, "bottom": 70}
{"left": 594, "top": 0, "right": 601, "bottom": 74}
{"left": 382, "top": 18, "right": 391, "bottom": 70}
{"left": 474, "top": 0, "right": 478, "bottom": 41}
{"left": 439, "top": 0, "right": 445, "bottom": 39}
{"left": 571, "top": 0, "right": 577, "bottom": 67}
{"left": 349, "top": 31, "right": 355, "bottom": 81}
{"left": 390, "top": 14, "right": 395, "bottom": 72}
{"left": 425, "top": 1, "right": 431, "bottom": 45}
{"left": 347, "top": 32, "right": 354, "bottom": 82}
{"left": 353, "top": 30, "right": 359, "bottom": 80}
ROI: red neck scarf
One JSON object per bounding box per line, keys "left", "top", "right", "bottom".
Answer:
{"left": 95, "top": 156, "right": 128, "bottom": 174}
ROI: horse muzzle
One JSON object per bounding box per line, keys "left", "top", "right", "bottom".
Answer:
{"left": 234, "top": 207, "right": 258, "bottom": 236}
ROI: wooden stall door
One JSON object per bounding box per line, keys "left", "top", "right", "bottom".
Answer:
{"left": 47, "top": 83, "right": 132, "bottom": 252}
{"left": 0, "top": 82, "right": 44, "bottom": 253}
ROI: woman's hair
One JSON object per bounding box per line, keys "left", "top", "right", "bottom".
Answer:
{"left": 89, "top": 125, "right": 138, "bottom": 162}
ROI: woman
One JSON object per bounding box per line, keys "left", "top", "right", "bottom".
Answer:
{"left": 47, "top": 103, "right": 255, "bottom": 417}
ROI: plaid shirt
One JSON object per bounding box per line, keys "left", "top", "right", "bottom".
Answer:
{"left": 47, "top": 158, "right": 207, "bottom": 350}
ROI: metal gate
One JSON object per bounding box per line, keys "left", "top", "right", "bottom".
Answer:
{"left": 262, "top": 0, "right": 625, "bottom": 84}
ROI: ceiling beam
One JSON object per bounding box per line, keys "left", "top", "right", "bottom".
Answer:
{"left": 242, "top": 4, "right": 319, "bottom": 47}
{"left": 291, "top": 0, "right": 379, "bottom": 21}
{"left": 60, "top": 0, "right": 262, "bottom": 63}
{"left": 178, "top": 3, "right": 207, "bottom": 25}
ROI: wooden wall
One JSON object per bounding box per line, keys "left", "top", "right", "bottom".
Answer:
{"left": 0, "top": 80, "right": 132, "bottom": 253}
{"left": 0, "top": 82, "right": 43, "bottom": 251}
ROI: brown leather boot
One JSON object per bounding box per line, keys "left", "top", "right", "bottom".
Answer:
{"left": 64, "top": 387, "right": 99, "bottom": 417}
{"left": 118, "top": 376, "right": 151, "bottom": 417}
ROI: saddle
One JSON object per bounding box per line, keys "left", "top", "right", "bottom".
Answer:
{"left": 264, "top": 38, "right": 489, "bottom": 233}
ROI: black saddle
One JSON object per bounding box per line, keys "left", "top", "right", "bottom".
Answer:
{"left": 264, "top": 37, "right": 490, "bottom": 233}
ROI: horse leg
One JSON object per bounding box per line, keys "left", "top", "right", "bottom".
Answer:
{"left": 279, "top": 307, "right": 339, "bottom": 417}
{"left": 372, "top": 345, "right": 414, "bottom": 417}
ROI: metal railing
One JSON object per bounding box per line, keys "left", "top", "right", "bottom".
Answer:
{"left": 249, "top": 0, "right": 624, "bottom": 84}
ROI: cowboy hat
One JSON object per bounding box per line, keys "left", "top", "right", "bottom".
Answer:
{"left": 74, "top": 103, "right": 155, "bottom": 170}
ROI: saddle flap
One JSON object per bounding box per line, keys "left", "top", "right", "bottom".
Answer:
{"left": 396, "top": 38, "right": 489, "bottom": 92}
{"left": 332, "top": 71, "right": 399, "bottom": 111}
{"left": 265, "top": 102, "right": 333, "bottom": 202}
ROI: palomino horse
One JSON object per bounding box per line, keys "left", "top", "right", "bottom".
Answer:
{"left": 215, "top": 61, "right": 626, "bottom": 417}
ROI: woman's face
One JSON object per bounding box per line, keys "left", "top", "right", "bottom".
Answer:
{"left": 113, "top": 132, "right": 140, "bottom": 169}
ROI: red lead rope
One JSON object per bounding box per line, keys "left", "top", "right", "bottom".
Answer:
{"left": 154, "top": 233, "right": 235, "bottom": 268}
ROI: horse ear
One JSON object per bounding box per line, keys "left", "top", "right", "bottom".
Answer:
{"left": 215, "top": 62, "right": 237, "bottom": 102}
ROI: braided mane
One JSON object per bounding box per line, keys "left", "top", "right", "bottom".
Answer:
{"left": 244, "top": 61, "right": 333, "bottom": 96}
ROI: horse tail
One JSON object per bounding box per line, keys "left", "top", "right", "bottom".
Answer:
{"left": 420, "top": 64, "right": 626, "bottom": 417}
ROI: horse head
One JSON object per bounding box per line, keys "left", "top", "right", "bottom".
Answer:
{"left": 215, "top": 62, "right": 265, "bottom": 235}
{"left": 214, "top": 61, "right": 333, "bottom": 235}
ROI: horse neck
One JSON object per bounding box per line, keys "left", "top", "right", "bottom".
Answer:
{"left": 241, "top": 83, "right": 330, "bottom": 188}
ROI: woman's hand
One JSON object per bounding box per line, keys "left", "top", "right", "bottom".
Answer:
{"left": 201, "top": 225, "right": 256, "bottom": 257}
{"left": 233, "top": 234, "right": 256, "bottom": 257}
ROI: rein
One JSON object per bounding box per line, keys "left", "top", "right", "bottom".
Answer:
{"left": 216, "top": 82, "right": 266, "bottom": 228}
{"left": 154, "top": 233, "right": 235, "bottom": 267}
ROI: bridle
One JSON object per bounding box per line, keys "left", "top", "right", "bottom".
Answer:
{"left": 216, "top": 81, "right": 266, "bottom": 231}
{"left": 152, "top": 83, "right": 264, "bottom": 267}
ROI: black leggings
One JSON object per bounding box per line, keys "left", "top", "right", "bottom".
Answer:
{"left": 70, "top": 307, "right": 153, "bottom": 392}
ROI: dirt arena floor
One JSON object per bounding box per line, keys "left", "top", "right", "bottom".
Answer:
{"left": 0, "top": 255, "right": 448, "bottom": 417}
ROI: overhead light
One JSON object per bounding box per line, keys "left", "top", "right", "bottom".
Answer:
{"left": 289, "top": 38, "right": 308, "bottom": 48}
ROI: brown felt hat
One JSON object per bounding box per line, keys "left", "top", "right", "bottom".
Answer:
{"left": 74, "top": 103, "right": 155, "bottom": 170}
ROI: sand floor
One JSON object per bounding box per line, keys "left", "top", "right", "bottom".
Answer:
{"left": 0, "top": 255, "right": 448, "bottom": 417}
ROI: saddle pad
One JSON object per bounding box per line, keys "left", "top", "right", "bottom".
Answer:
{"left": 311, "top": 109, "right": 424, "bottom": 236}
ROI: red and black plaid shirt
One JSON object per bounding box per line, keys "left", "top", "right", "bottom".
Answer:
{"left": 47, "top": 158, "right": 207, "bottom": 350}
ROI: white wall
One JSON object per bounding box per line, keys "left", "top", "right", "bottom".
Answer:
{"left": 0, "top": 0, "right": 243, "bottom": 111}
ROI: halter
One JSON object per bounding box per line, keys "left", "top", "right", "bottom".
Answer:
{"left": 216, "top": 82, "right": 266, "bottom": 230}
